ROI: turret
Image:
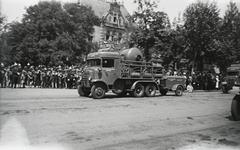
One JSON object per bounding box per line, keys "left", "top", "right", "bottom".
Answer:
{"left": 120, "top": 48, "right": 142, "bottom": 61}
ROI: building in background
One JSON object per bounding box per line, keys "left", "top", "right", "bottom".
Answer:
{"left": 79, "top": 0, "right": 130, "bottom": 46}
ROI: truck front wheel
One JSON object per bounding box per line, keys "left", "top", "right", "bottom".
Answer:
{"left": 222, "top": 85, "right": 228, "bottom": 93}
{"left": 132, "top": 83, "right": 144, "bottom": 97}
{"left": 78, "top": 85, "right": 90, "bottom": 97}
{"left": 91, "top": 83, "right": 106, "bottom": 99}
{"left": 175, "top": 85, "right": 184, "bottom": 96}
{"left": 145, "top": 84, "right": 156, "bottom": 97}
{"left": 231, "top": 96, "right": 240, "bottom": 121}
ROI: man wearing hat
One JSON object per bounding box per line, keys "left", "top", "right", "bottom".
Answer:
{"left": 11, "top": 63, "right": 19, "bottom": 88}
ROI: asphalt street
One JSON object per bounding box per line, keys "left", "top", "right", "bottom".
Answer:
{"left": 0, "top": 88, "right": 240, "bottom": 150}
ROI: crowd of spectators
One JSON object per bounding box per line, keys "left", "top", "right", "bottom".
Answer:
{"left": 0, "top": 63, "right": 82, "bottom": 89}
{"left": 185, "top": 72, "right": 221, "bottom": 91}
{"left": 0, "top": 63, "right": 222, "bottom": 92}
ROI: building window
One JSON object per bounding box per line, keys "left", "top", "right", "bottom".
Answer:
{"left": 113, "top": 13, "right": 117, "bottom": 23}
{"left": 88, "top": 36, "right": 93, "bottom": 42}
{"left": 118, "top": 33, "right": 122, "bottom": 42}
{"left": 106, "top": 31, "right": 110, "bottom": 41}
{"left": 112, "top": 31, "right": 116, "bottom": 41}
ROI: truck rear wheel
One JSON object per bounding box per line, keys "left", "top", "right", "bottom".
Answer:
{"left": 160, "top": 89, "right": 168, "bottom": 96}
{"left": 132, "top": 83, "right": 144, "bottom": 97}
{"left": 231, "top": 96, "right": 240, "bottom": 121}
{"left": 118, "top": 90, "right": 127, "bottom": 97}
{"left": 145, "top": 84, "right": 156, "bottom": 97}
{"left": 113, "top": 80, "right": 125, "bottom": 94}
{"left": 91, "top": 83, "right": 106, "bottom": 99}
{"left": 175, "top": 85, "right": 183, "bottom": 96}
{"left": 78, "top": 85, "right": 90, "bottom": 97}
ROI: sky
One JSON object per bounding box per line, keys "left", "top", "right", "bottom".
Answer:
{"left": 1, "top": 0, "right": 240, "bottom": 24}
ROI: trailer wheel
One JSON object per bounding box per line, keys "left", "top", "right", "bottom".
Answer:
{"left": 160, "top": 89, "right": 168, "bottom": 96}
{"left": 78, "top": 85, "right": 90, "bottom": 97}
{"left": 91, "top": 83, "right": 106, "bottom": 99}
{"left": 145, "top": 84, "right": 156, "bottom": 97}
{"left": 231, "top": 97, "right": 240, "bottom": 121}
{"left": 175, "top": 85, "right": 183, "bottom": 96}
{"left": 132, "top": 83, "right": 144, "bottom": 97}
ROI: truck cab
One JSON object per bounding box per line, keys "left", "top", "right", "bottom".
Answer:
{"left": 78, "top": 48, "right": 122, "bottom": 98}
{"left": 222, "top": 63, "right": 240, "bottom": 93}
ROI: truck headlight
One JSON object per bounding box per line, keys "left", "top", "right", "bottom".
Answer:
{"left": 88, "top": 76, "right": 92, "bottom": 81}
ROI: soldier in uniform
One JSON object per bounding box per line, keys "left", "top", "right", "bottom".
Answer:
{"left": 11, "top": 63, "right": 19, "bottom": 88}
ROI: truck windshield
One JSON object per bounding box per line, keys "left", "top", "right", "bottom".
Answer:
{"left": 227, "top": 71, "right": 238, "bottom": 76}
{"left": 87, "top": 59, "right": 101, "bottom": 67}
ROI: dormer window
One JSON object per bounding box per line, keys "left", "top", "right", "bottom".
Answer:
{"left": 113, "top": 13, "right": 117, "bottom": 23}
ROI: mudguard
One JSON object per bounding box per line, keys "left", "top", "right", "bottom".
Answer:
{"left": 172, "top": 84, "right": 183, "bottom": 91}
{"left": 131, "top": 80, "right": 158, "bottom": 90}
{"left": 233, "top": 94, "right": 240, "bottom": 101}
{"left": 90, "top": 79, "right": 109, "bottom": 92}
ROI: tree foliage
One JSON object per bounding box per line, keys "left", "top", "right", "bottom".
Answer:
{"left": 183, "top": 1, "right": 220, "bottom": 72}
{"left": 130, "top": 0, "right": 171, "bottom": 61}
{"left": 215, "top": 1, "right": 240, "bottom": 72}
{"left": 6, "top": 1, "right": 100, "bottom": 66}
{"left": 0, "top": 16, "right": 11, "bottom": 65}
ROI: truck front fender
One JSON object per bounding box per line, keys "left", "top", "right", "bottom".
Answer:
{"left": 233, "top": 94, "right": 240, "bottom": 101}
{"left": 91, "top": 79, "right": 109, "bottom": 92}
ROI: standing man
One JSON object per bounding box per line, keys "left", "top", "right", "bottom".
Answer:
{"left": 11, "top": 63, "right": 19, "bottom": 88}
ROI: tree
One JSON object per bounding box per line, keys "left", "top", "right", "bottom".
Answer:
{"left": 215, "top": 1, "right": 240, "bottom": 72}
{"left": 6, "top": 1, "right": 100, "bottom": 66}
{"left": 130, "top": 0, "right": 171, "bottom": 61}
{"left": 0, "top": 16, "right": 11, "bottom": 65}
{"left": 183, "top": 1, "right": 220, "bottom": 72}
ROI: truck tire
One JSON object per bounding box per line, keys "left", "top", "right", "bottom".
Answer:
{"left": 78, "top": 85, "right": 90, "bottom": 97}
{"left": 118, "top": 90, "right": 127, "bottom": 97}
{"left": 91, "top": 83, "right": 106, "bottom": 99}
{"left": 160, "top": 89, "right": 168, "bottom": 96}
{"left": 113, "top": 80, "right": 125, "bottom": 94}
{"left": 231, "top": 96, "right": 240, "bottom": 121}
{"left": 131, "top": 83, "right": 144, "bottom": 97}
{"left": 175, "top": 85, "right": 184, "bottom": 96}
{"left": 145, "top": 84, "right": 156, "bottom": 97}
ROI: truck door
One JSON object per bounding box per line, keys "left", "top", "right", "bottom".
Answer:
{"left": 101, "top": 58, "right": 118, "bottom": 85}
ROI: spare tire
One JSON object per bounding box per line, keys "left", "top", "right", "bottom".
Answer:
{"left": 231, "top": 95, "right": 240, "bottom": 121}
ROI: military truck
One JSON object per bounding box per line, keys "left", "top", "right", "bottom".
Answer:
{"left": 221, "top": 63, "right": 240, "bottom": 93}
{"left": 77, "top": 47, "right": 186, "bottom": 99}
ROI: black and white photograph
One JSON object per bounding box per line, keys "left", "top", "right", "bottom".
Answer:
{"left": 0, "top": 0, "right": 240, "bottom": 149}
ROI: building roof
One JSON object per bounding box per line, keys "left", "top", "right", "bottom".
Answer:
{"left": 81, "top": 0, "right": 130, "bottom": 20}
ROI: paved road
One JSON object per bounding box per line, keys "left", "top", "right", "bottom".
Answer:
{"left": 0, "top": 88, "right": 240, "bottom": 150}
